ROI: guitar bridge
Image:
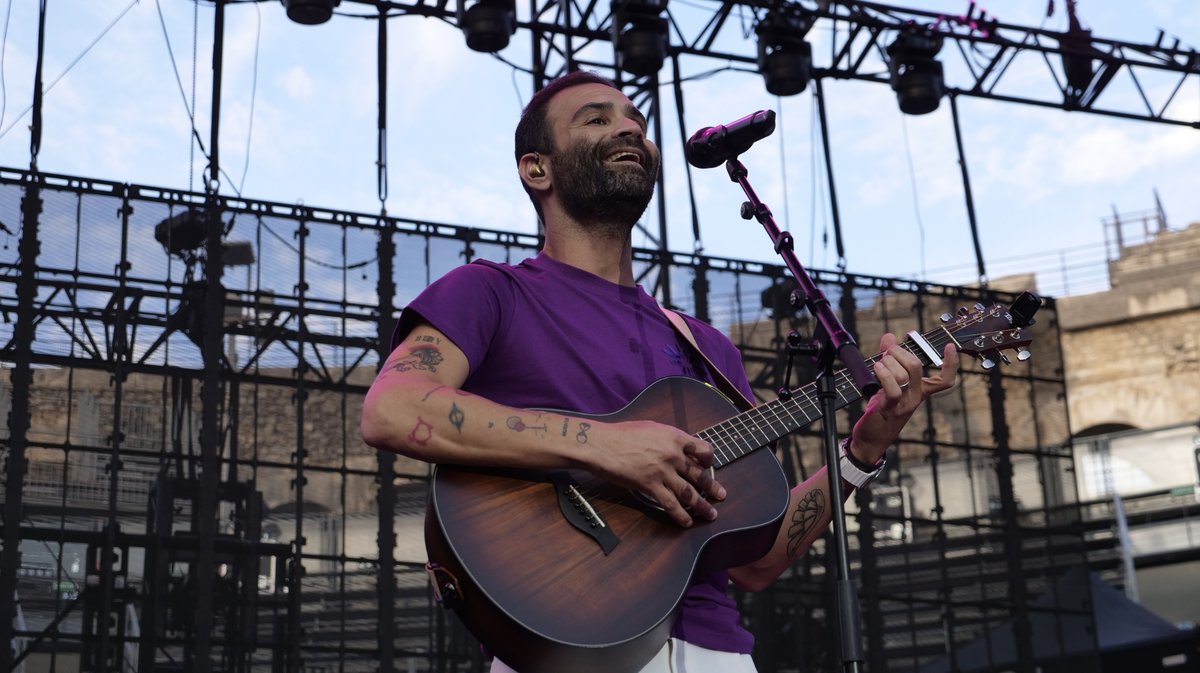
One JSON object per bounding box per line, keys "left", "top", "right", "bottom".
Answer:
{"left": 549, "top": 472, "right": 620, "bottom": 555}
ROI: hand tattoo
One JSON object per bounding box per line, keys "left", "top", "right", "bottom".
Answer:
{"left": 449, "top": 402, "right": 465, "bottom": 432}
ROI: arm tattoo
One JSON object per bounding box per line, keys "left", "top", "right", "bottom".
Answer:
{"left": 408, "top": 417, "right": 434, "bottom": 447}
{"left": 575, "top": 422, "right": 591, "bottom": 444}
{"left": 385, "top": 346, "right": 443, "bottom": 374}
{"left": 449, "top": 402, "right": 465, "bottom": 432}
{"left": 786, "top": 490, "right": 826, "bottom": 560}
{"left": 505, "top": 416, "right": 548, "bottom": 434}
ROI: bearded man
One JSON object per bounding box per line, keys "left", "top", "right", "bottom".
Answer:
{"left": 360, "top": 70, "right": 958, "bottom": 673}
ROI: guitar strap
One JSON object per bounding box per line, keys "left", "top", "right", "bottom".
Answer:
{"left": 660, "top": 307, "right": 754, "bottom": 412}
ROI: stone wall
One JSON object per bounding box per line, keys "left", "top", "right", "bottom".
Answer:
{"left": 1058, "top": 221, "right": 1200, "bottom": 432}
{"left": 5, "top": 366, "right": 428, "bottom": 516}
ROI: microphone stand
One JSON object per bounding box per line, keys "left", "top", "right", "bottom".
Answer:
{"left": 724, "top": 157, "right": 878, "bottom": 673}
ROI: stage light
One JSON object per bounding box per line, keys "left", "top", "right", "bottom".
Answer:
{"left": 461, "top": 0, "right": 517, "bottom": 52}
{"left": 154, "top": 209, "right": 208, "bottom": 257}
{"left": 886, "top": 26, "right": 945, "bottom": 115}
{"left": 611, "top": 0, "right": 668, "bottom": 77}
{"left": 222, "top": 241, "right": 256, "bottom": 267}
{"left": 1058, "top": 0, "right": 1098, "bottom": 105}
{"left": 281, "top": 0, "right": 340, "bottom": 25}
{"left": 755, "top": 9, "right": 813, "bottom": 96}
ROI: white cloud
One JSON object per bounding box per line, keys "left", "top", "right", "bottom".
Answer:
{"left": 279, "top": 67, "right": 315, "bottom": 101}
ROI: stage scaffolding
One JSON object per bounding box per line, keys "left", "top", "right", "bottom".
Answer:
{"left": 0, "top": 167, "right": 1103, "bottom": 673}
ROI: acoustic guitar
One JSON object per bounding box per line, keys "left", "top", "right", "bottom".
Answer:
{"left": 424, "top": 293, "right": 1041, "bottom": 673}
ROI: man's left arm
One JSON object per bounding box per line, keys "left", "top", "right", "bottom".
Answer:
{"left": 729, "top": 332, "right": 959, "bottom": 592}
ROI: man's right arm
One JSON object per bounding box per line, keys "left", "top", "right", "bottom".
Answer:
{"left": 359, "top": 320, "right": 724, "bottom": 527}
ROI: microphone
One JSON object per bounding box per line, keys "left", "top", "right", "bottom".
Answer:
{"left": 685, "top": 110, "right": 777, "bottom": 169}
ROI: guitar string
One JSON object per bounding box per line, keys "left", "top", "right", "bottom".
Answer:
{"left": 708, "top": 305, "right": 1008, "bottom": 465}
{"left": 704, "top": 317, "right": 980, "bottom": 468}
{"left": 572, "top": 311, "right": 1004, "bottom": 508}
{"left": 716, "top": 306, "right": 1020, "bottom": 467}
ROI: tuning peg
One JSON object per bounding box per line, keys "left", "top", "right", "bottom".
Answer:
{"left": 981, "top": 357, "right": 996, "bottom": 370}
{"left": 999, "top": 352, "right": 1011, "bottom": 365}
{"left": 940, "top": 313, "right": 953, "bottom": 323}
{"left": 957, "top": 306, "right": 970, "bottom": 316}
{"left": 974, "top": 303, "right": 986, "bottom": 311}
{"left": 1017, "top": 348, "right": 1032, "bottom": 361}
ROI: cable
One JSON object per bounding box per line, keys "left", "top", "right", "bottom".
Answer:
{"left": 154, "top": 0, "right": 211, "bottom": 183}
{"left": 237, "top": 1, "right": 262, "bottom": 195}
{"left": 808, "top": 93, "right": 829, "bottom": 271}
{"left": 190, "top": 0, "right": 199, "bottom": 191}
{"left": 0, "top": 0, "right": 12, "bottom": 131}
{"left": 776, "top": 97, "right": 790, "bottom": 234}
{"left": 490, "top": 51, "right": 534, "bottom": 75}
{"left": 0, "top": 0, "right": 139, "bottom": 142}
{"left": 670, "top": 54, "right": 703, "bottom": 253}
{"left": 256, "top": 213, "right": 378, "bottom": 271}
{"left": 509, "top": 60, "right": 525, "bottom": 111}
{"left": 898, "top": 114, "right": 927, "bottom": 280}
{"left": 150, "top": 0, "right": 244, "bottom": 200}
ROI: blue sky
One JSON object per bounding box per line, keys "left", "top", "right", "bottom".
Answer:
{"left": 0, "top": 0, "right": 1196, "bottom": 297}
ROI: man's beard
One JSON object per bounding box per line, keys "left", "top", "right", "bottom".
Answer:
{"left": 552, "top": 136, "right": 660, "bottom": 239}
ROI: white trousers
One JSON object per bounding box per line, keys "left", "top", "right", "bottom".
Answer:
{"left": 489, "top": 638, "right": 759, "bottom": 673}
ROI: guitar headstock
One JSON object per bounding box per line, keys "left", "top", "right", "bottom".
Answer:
{"left": 942, "top": 292, "right": 1042, "bottom": 370}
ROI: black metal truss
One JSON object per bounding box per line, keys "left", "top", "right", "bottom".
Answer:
{"left": 342, "top": 0, "right": 1200, "bottom": 303}
{"left": 344, "top": 0, "right": 1199, "bottom": 128}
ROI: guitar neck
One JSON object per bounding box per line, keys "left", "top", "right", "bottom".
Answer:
{"left": 701, "top": 327, "right": 956, "bottom": 469}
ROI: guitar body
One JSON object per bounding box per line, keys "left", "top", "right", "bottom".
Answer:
{"left": 425, "top": 377, "right": 792, "bottom": 673}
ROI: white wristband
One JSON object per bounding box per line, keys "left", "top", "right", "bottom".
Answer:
{"left": 839, "top": 437, "right": 885, "bottom": 489}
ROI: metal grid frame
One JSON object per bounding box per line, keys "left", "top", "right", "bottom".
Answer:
{"left": 0, "top": 168, "right": 1091, "bottom": 673}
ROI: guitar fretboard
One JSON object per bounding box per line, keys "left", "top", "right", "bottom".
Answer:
{"left": 699, "top": 324, "right": 959, "bottom": 468}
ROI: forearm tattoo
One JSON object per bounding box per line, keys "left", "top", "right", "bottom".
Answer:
{"left": 786, "top": 490, "right": 826, "bottom": 560}
{"left": 500, "top": 414, "right": 589, "bottom": 443}
{"left": 408, "top": 417, "right": 434, "bottom": 447}
{"left": 505, "top": 415, "right": 549, "bottom": 434}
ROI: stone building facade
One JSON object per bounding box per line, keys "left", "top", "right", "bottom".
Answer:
{"left": 1057, "top": 221, "right": 1200, "bottom": 434}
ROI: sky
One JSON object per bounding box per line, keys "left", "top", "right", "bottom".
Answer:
{"left": 0, "top": 0, "right": 1197, "bottom": 299}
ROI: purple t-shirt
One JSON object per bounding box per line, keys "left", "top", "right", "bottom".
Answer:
{"left": 394, "top": 252, "right": 757, "bottom": 655}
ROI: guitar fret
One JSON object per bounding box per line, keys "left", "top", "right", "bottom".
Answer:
{"left": 698, "top": 303, "right": 1025, "bottom": 475}
{"left": 701, "top": 430, "right": 733, "bottom": 465}
{"left": 727, "top": 413, "right": 763, "bottom": 454}
{"left": 760, "top": 403, "right": 792, "bottom": 438}
{"left": 749, "top": 408, "right": 781, "bottom": 445}
{"left": 703, "top": 427, "right": 738, "bottom": 467}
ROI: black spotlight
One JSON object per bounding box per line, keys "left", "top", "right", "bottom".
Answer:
{"left": 886, "top": 26, "right": 945, "bottom": 115}
{"left": 611, "top": 0, "right": 668, "bottom": 77}
{"left": 461, "top": 0, "right": 517, "bottom": 52}
{"left": 281, "top": 0, "right": 341, "bottom": 25}
{"left": 154, "top": 209, "right": 208, "bottom": 257}
{"left": 755, "top": 9, "right": 813, "bottom": 96}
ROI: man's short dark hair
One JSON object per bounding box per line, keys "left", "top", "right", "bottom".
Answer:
{"left": 514, "top": 71, "right": 619, "bottom": 219}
